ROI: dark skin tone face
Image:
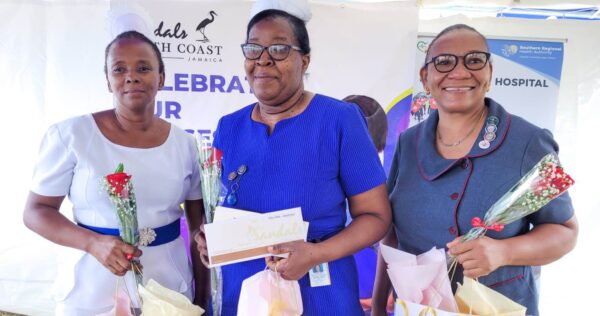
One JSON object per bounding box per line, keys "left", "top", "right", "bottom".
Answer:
{"left": 244, "top": 17, "right": 310, "bottom": 108}
{"left": 106, "top": 38, "right": 165, "bottom": 115}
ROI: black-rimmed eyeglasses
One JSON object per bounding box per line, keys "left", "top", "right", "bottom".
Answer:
{"left": 424, "top": 51, "right": 491, "bottom": 73}
{"left": 241, "top": 43, "right": 303, "bottom": 61}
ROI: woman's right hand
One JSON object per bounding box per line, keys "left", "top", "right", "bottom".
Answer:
{"left": 24, "top": 192, "right": 142, "bottom": 276}
{"left": 193, "top": 223, "right": 210, "bottom": 268}
{"left": 88, "top": 234, "right": 142, "bottom": 276}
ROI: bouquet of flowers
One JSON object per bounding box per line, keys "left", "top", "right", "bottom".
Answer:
{"left": 198, "top": 144, "right": 224, "bottom": 223}
{"left": 102, "top": 163, "right": 143, "bottom": 313}
{"left": 444, "top": 153, "right": 574, "bottom": 314}
{"left": 196, "top": 138, "right": 225, "bottom": 315}
{"left": 104, "top": 163, "right": 139, "bottom": 247}
{"left": 461, "top": 153, "right": 575, "bottom": 242}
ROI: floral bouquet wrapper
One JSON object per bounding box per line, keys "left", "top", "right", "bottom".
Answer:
{"left": 197, "top": 144, "right": 224, "bottom": 223}
{"left": 102, "top": 163, "right": 143, "bottom": 312}
{"left": 381, "top": 244, "right": 458, "bottom": 312}
{"left": 461, "top": 153, "right": 574, "bottom": 242}
{"left": 195, "top": 137, "right": 226, "bottom": 315}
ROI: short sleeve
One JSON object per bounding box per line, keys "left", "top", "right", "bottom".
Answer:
{"left": 339, "top": 105, "right": 386, "bottom": 196}
{"left": 386, "top": 134, "right": 402, "bottom": 196}
{"left": 212, "top": 117, "right": 224, "bottom": 151}
{"left": 523, "top": 128, "right": 575, "bottom": 225}
{"left": 186, "top": 133, "right": 202, "bottom": 201}
{"left": 30, "top": 124, "right": 75, "bottom": 196}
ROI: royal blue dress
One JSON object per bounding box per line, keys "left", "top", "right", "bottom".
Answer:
{"left": 213, "top": 94, "right": 386, "bottom": 315}
{"left": 387, "top": 98, "right": 574, "bottom": 316}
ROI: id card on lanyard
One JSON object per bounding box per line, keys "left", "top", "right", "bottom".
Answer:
{"left": 309, "top": 262, "right": 331, "bottom": 287}
{"left": 308, "top": 237, "right": 331, "bottom": 287}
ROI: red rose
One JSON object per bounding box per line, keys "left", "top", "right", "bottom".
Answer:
{"left": 538, "top": 164, "right": 574, "bottom": 198}
{"left": 207, "top": 147, "right": 223, "bottom": 165}
{"left": 106, "top": 172, "right": 131, "bottom": 195}
{"left": 550, "top": 166, "right": 574, "bottom": 188}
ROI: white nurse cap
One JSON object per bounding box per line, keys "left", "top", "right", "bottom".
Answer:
{"left": 249, "top": 0, "right": 312, "bottom": 23}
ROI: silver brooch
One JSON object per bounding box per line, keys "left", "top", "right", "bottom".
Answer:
{"left": 139, "top": 227, "right": 157, "bottom": 246}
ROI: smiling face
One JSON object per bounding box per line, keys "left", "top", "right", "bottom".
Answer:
{"left": 106, "top": 38, "right": 165, "bottom": 113}
{"left": 244, "top": 17, "right": 310, "bottom": 106}
{"left": 420, "top": 29, "right": 492, "bottom": 114}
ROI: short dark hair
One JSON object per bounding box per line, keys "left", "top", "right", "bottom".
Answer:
{"left": 343, "top": 95, "right": 388, "bottom": 152}
{"left": 424, "top": 24, "right": 489, "bottom": 66}
{"left": 104, "top": 30, "right": 165, "bottom": 75}
{"left": 246, "top": 9, "right": 311, "bottom": 55}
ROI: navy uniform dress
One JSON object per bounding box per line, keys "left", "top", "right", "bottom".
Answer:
{"left": 213, "top": 94, "right": 386, "bottom": 316}
{"left": 387, "top": 98, "right": 574, "bottom": 316}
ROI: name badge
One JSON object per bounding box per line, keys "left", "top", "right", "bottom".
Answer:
{"left": 309, "top": 262, "right": 331, "bottom": 287}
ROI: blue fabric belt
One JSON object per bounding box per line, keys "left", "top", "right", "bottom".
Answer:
{"left": 78, "top": 218, "right": 180, "bottom": 247}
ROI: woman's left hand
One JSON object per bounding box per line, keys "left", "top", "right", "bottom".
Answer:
{"left": 447, "top": 236, "right": 508, "bottom": 278}
{"left": 266, "top": 241, "right": 319, "bottom": 281}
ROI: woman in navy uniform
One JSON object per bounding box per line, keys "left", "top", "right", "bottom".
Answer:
{"left": 372, "top": 24, "right": 578, "bottom": 316}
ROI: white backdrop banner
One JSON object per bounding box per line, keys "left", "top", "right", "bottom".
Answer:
{"left": 0, "top": 2, "right": 417, "bottom": 313}
{"left": 134, "top": 1, "right": 419, "bottom": 150}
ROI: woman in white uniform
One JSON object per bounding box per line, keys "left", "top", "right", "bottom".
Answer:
{"left": 23, "top": 30, "right": 207, "bottom": 315}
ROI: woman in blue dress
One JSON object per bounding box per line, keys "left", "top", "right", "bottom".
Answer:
{"left": 194, "top": 5, "right": 391, "bottom": 316}
{"left": 371, "top": 24, "right": 578, "bottom": 316}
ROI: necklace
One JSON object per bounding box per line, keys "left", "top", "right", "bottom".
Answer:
{"left": 437, "top": 108, "right": 486, "bottom": 147}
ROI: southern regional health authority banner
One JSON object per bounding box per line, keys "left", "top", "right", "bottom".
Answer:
{"left": 135, "top": 1, "right": 418, "bottom": 153}
{"left": 384, "top": 35, "right": 564, "bottom": 173}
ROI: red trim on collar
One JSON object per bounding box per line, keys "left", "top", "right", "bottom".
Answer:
{"left": 489, "top": 274, "right": 525, "bottom": 288}
{"left": 452, "top": 157, "right": 475, "bottom": 235}
{"left": 416, "top": 113, "right": 513, "bottom": 181}
{"left": 415, "top": 124, "right": 457, "bottom": 181}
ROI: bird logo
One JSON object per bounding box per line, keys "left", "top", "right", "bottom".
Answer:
{"left": 196, "top": 10, "right": 218, "bottom": 43}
